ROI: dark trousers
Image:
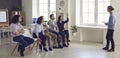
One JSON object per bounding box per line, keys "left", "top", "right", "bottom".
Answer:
{"left": 64, "top": 30, "right": 69, "bottom": 41}
{"left": 106, "top": 29, "right": 115, "bottom": 49}
{"left": 49, "top": 29, "right": 61, "bottom": 45}
{"left": 33, "top": 32, "right": 47, "bottom": 47}
{"left": 59, "top": 30, "right": 69, "bottom": 45}
{"left": 13, "top": 35, "right": 34, "bottom": 53}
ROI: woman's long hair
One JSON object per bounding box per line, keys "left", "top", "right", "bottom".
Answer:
{"left": 12, "top": 15, "right": 20, "bottom": 24}
{"left": 37, "top": 16, "right": 43, "bottom": 24}
{"left": 57, "top": 16, "right": 61, "bottom": 24}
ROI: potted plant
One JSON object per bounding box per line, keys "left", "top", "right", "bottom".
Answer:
{"left": 71, "top": 25, "right": 78, "bottom": 36}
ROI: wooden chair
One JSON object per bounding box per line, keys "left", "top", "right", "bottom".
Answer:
{"left": 11, "top": 28, "right": 41, "bottom": 55}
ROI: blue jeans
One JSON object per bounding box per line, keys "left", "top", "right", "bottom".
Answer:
{"left": 106, "top": 29, "right": 115, "bottom": 49}
{"left": 49, "top": 29, "right": 61, "bottom": 45}
{"left": 13, "top": 35, "right": 34, "bottom": 53}
{"left": 33, "top": 32, "right": 47, "bottom": 47}
{"left": 59, "top": 30, "right": 69, "bottom": 45}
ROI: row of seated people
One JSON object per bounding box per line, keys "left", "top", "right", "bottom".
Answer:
{"left": 10, "top": 14, "right": 70, "bottom": 57}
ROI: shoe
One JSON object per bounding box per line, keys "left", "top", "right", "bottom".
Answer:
{"left": 67, "top": 43, "right": 70, "bottom": 46}
{"left": 63, "top": 44, "right": 68, "bottom": 47}
{"left": 39, "top": 45, "right": 42, "bottom": 51}
{"left": 43, "top": 48, "right": 48, "bottom": 52}
{"left": 102, "top": 47, "right": 108, "bottom": 50}
{"left": 20, "top": 51, "right": 24, "bottom": 57}
{"left": 58, "top": 45, "right": 63, "bottom": 48}
{"left": 49, "top": 47, "right": 52, "bottom": 51}
{"left": 107, "top": 49, "right": 115, "bottom": 52}
{"left": 53, "top": 46, "right": 58, "bottom": 49}
{"left": 68, "top": 40, "right": 70, "bottom": 42}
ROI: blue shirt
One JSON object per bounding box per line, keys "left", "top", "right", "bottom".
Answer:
{"left": 108, "top": 12, "right": 116, "bottom": 30}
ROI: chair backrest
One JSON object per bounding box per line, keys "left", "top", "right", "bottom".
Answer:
{"left": 23, "top": 29, "right": 33, "bottom": 38}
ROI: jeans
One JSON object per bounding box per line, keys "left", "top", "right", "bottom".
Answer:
{"left": 106, "top": 29, "right": 115, "bottom": 49}
{"left": 33, "top": 32, "right": 47, "bottom": 47}
{"left": 13, "top": 35, "right": 34, "bottom": 53}
{"left": 59, "top": 30, "right": 69, "bottom": 45}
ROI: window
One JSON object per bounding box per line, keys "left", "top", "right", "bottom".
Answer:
{"left": 39, "top": 0, "right": 48, "bottom": 20}
{"left": 83, "top": 0, "right": 95, "bottom": 24}
{"left": 76, "top": 0, "right": 111, "bottom": 25}
{"left": 98, "top": 0, "right": 110, "bottom": 24}
{"left": 33, "top": 0, "right": 56, "bottom": 22}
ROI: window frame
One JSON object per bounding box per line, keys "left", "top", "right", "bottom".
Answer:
{"left": 76, "top": 0, "right": 111, "bottom": 26}
{"left": 34, "top": 0, "right": 56, "bottom": 21}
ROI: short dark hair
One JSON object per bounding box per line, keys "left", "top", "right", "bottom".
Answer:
{"left": 12, "top": 15, "right": 20, "bottom": 24}
{"left": 108, "top": 6, "right": 114, "bottom": 11}
{"left": 50, "top": 14, "right": 54, "bottom": 18}
{"left": 37, "top": 16, "right": 43, "bottom": 24}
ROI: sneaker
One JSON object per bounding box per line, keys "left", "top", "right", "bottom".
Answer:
{"left": 68, "top": 40, "right": 70, "bottom": 42}
{"left": 107, "top": 49, "right": 115, "bottom": 52}
{"left": 102, "top": 47, "right": 108, "bottom": 50}
{"left": 39, "top": 45, "right": 42, "bottom": 51}
{"left": 49, "top": 47, "right": 52, "bottom": 51}
{"left": 67, "top": 43, "right": 70, "bottom": 46}
{"left": 58, "top": 45, "right": 63, "bottom": 48}
{"left": 43, "top": 48, "right": 48, "bottom": 52}
{"left": 20, "top": 51, "right": 24, "bottom": 57}
{"left": 53, "top": 46, "right": 58, "bottom": 49}
{"left": 63, "top": 44, "right": 68, "bottom": 47}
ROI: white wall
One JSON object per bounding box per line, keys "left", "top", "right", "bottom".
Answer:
{"left": 68, "top": 0, "right": 76, "bottom": 40}
{"left": 111, "top": 0, "right": 120, "bottom": 45}
{"left": 22, "top": 0, "right": 33, "bottom": 25}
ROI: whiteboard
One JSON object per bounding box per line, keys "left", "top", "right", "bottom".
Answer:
{"left": 0, "top": 11, "right": 7, "bottom": 22}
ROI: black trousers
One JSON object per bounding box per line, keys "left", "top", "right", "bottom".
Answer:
{"left": 105, "top": 29, "right": 115, "bottom": 49}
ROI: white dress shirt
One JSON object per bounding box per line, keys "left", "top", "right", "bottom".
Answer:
{"left": 33, "top": 23, "right": 44, "bottom": 36}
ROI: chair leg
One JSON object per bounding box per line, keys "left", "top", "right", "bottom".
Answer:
{"left": 11, "top": 43, "right": 19, "bottom": 55}
{"left": 27, "top": 39, "right": 41, "bottom": 53}
{"left": 37, "top": 40, "right": 41, "bottom": 52}
{"left": 28, "top": 40, "right": 38, "bottom": 53}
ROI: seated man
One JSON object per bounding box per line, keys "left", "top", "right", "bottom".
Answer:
{"left": 43, "top": 24, "right": 57, "bottom": 51}
{"left": 48, "top": 14, "right": 63, "bottom": 48}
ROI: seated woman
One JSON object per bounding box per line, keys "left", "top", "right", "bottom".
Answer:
{"left": 33, "top": 16, "right": 48, "bottom": 52}
{"left": 43, "top": 24, "right": 57, "bottom": 50}
{"left": 10, "top": 15, "right": 34, "bottom": 57}
{"left": 57, "top": 16, "right": 70, "bottom": 47}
